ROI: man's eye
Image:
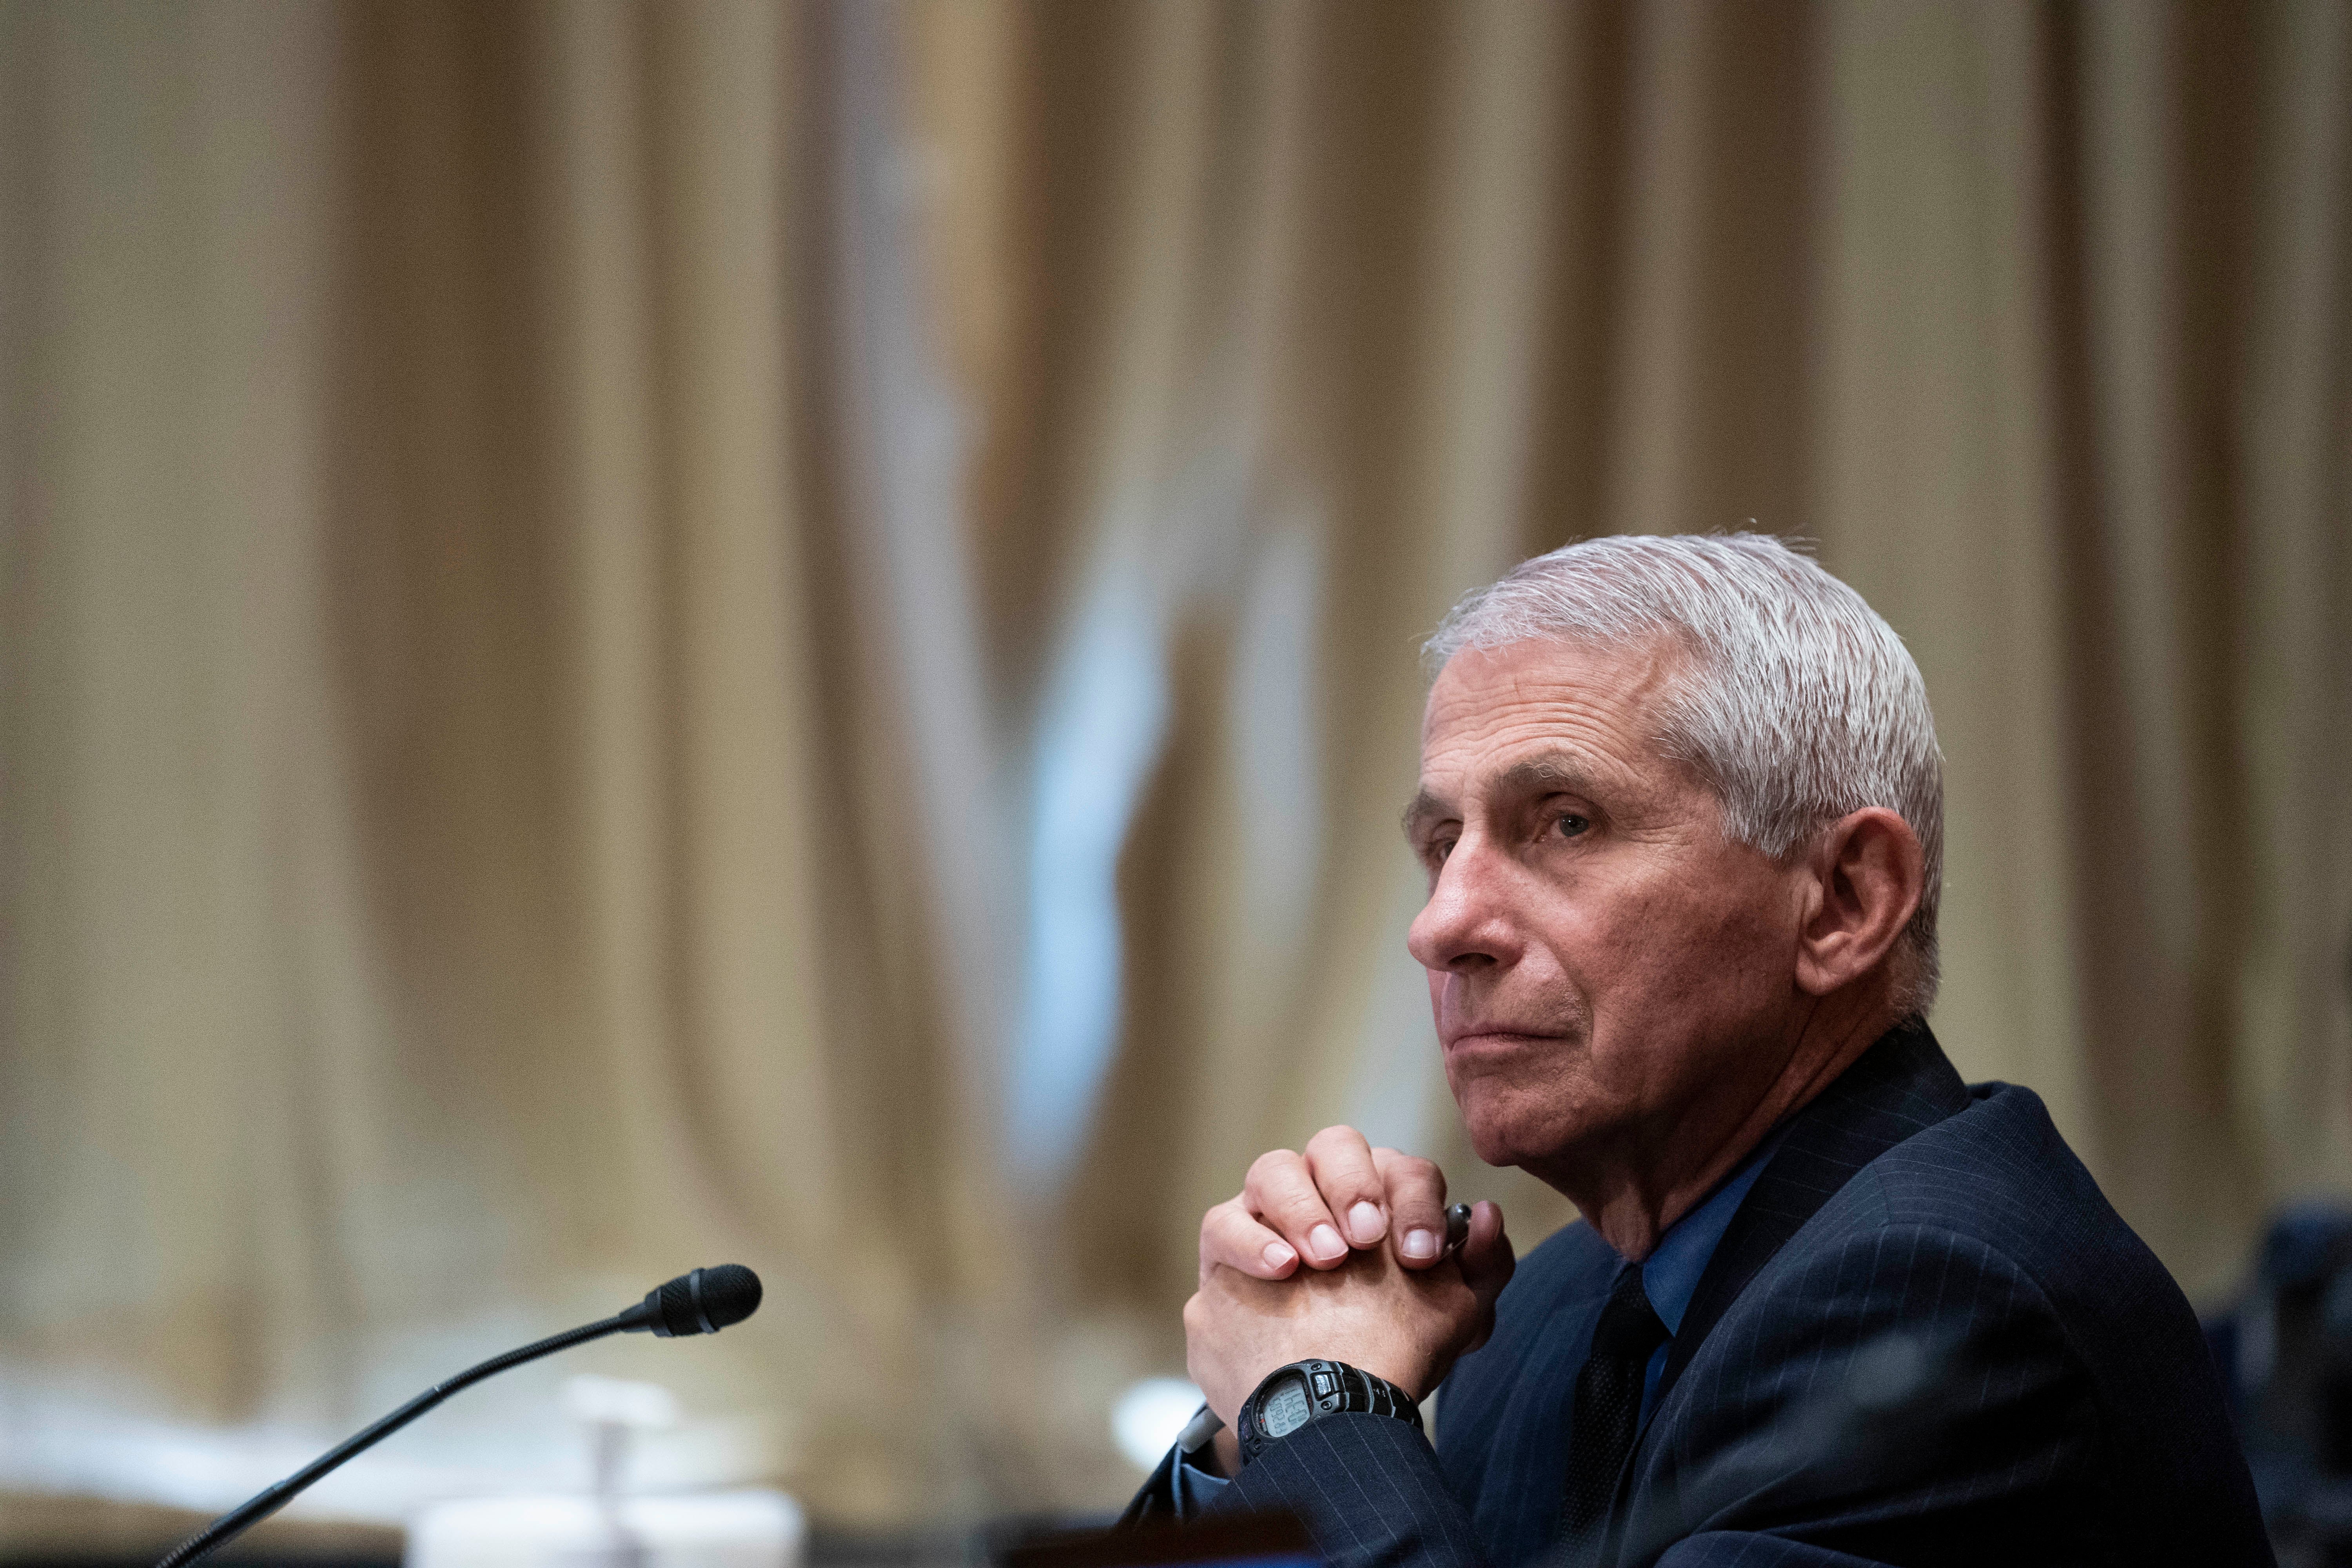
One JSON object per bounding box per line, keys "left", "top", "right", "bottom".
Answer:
{"left": 1554, "top": 814, "right": 1590, "bottom": 839}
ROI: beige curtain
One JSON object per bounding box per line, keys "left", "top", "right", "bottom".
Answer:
{"left": 2, "top": 0, "right": 2347, "bottom": 1539}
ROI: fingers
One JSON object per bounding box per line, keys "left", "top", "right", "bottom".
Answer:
{"left": 1370, "top": 1147, "right": 1450, "bottom": 1267}
{"left": 1199, "top": 1194, "right": 1301, "bottom": 1285}
{"left": 1304, "top": 1126, "right": 1392, "bottom": 1253}
{"left": 1229, "top": 1129, "right": 1457, "bottom": 1274}
{"left": 1242, "top": 1128, "right": 1389, "bottom": 1269}
{"left": 1242, "top": 1145, "right": 1350, "bottom": 1268}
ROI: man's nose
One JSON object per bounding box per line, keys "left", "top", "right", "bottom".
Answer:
{"left": 1406, "top": 837, "right": 1521, "bottom": 973}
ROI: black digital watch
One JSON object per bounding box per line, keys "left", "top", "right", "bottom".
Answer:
{"left": 1235, "top": 1359, "right": 1423, "bottom": 1466}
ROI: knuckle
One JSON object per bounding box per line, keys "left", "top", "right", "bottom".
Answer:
{"left": 1247, "top": 1149, "right": 1302, "bottom": 1185}
{"left": 1274, "top": 1188, "right": 1329, "bottom": 1226}
{"left": 1306, "top": 1136, "right": 1376, "bottom": 1186}
{"left": 1381, "top": 1154, "right": 1436, "bottom": 1191}
{"left": 1305, "top": 1125, "right": 1361, "bottom": 1158}
{"left": 1256, "top": 1171, "right": 1319, "bottom": 1216}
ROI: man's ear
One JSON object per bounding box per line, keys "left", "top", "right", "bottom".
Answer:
{"left": 1794, "top": 807, "right": 1924, "bottom": 998}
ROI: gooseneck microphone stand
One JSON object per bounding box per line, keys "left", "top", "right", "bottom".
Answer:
{"left": 154, "top": 1312, "right": 631, "bottom": 1568}
{"left": 154, "top": 1264, "right": 762, "bottom": 1568}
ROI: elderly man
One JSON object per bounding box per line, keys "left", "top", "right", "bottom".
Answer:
{"left": 1125, "top": 537, "right": 2270, "bottom": 1565}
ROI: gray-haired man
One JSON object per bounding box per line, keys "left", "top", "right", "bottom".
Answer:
{"left": 1130, "top": 537, "right": 2269, "bottom": 1566}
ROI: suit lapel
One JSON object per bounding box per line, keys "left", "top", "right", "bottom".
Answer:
{"left": 1648, "top": 1019, "right": 1971, "bottom": 1413}
{"left": 1582, "top": 1024, "right": 1970, "bottom": 1566}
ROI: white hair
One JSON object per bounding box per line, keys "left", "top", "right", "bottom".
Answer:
{"left": 1425, "top": 533, "right": 1944, "bottom": 1015}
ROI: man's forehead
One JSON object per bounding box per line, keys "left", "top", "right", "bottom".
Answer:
{"left": 1416, "top": 637, "right": 1682, "bottom": 780}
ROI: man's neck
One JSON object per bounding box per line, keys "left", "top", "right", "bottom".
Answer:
{"left": 1544, "top": 997, "right": 1905, "bottom": 1261}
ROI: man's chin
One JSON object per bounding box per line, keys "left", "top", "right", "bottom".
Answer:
{"left": 1457, "top": 1094, "right": 1594, "bottom": 1172}
{"left": 1445, "top": 1037, "right": 1596, "bottom": 1160}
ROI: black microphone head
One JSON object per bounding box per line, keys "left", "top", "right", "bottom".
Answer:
{"left": 638, "top": 1264, "right": 762, "bottom": 1338}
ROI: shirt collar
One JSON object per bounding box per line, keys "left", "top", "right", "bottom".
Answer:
{"left": 1635, "top": 1123, "right": 1787, "bottom": 1336}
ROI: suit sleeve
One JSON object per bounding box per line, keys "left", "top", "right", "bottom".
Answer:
{"left": 1118, "top": 1443, "right": 1238, "bottom": 1526}
{"left": 1117, "top": 1443, "right": 1185, "bottom": 1528}
{"left": 1205, "top": 1413, "right": 1488, "bottom": 1568}
{"left": 1620, "top": 1223, "right": 2112, "bottom": 1566}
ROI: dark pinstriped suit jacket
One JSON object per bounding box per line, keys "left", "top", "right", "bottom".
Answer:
{"left": 1136, "top": 1022, "right": 2272, "bottom": 1566}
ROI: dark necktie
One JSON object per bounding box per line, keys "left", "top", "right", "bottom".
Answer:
{"left": 1561, "top": 1263, "right": 1671, "bottom": 1542}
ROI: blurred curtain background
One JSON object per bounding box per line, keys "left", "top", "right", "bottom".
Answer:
{"left": 2, "top": 0, "right": 2348, "bottom": 1542}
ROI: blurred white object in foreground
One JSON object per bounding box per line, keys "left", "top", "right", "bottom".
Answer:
{"left": 406, "top": 1376, "right": 800, "bottom": 1568}
{"left": 567, "top": 1374, "right": 682, "bottom": 1504}
{"left": 1112, "top": 1377, "right": 1206, "bottom": 1473}
{"left": 406, "top": 1491, "right": 804, "bottom": 1568}
{"left": 568, "top": 1376, "right": 684, "bottom": 1431}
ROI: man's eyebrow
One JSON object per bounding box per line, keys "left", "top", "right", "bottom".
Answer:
{"left": 1401, "top": 790, "right": 1446, "bottom": 841}
{"left": 1493, "top": 751, "right": 1600, "bottom": 798}
{"left": 1401, "top": 751, "right": 1601, "bottom": 841}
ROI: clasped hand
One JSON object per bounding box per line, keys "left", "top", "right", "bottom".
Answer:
{"left": 1184, "top": 1126, "right": 1515, "bottom": 1472}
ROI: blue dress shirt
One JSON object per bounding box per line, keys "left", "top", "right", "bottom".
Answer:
{"left": 1626, "top": 1127, "right": 1779, "bottom": 1422}
{"left": 1174, "top": 1129, "right": 1784, "bottom": 1513}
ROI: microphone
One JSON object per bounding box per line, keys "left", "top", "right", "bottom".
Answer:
{"left": 154, "top": 1265, "right": 763, "bottom": 1568}
{"left": 624, "top": 1261, "right": 763, "bottom": 1339}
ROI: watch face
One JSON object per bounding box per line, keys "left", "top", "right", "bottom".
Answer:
{"left": 1260, "top": 1375, "right": 1312, "bottom": 1439}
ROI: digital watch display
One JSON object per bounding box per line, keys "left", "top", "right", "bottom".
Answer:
{"left": 1260, "top": 1374, "right": 1313, "bottom": 1438}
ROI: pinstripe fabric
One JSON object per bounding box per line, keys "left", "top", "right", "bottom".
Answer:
{"left": 1161, "top": 1024, "right": 2272, "bottom": 1568}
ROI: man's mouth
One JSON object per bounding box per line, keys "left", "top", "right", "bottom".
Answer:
{"left": 1443, "top": 1027, "right": 1569, "bottom": 1056}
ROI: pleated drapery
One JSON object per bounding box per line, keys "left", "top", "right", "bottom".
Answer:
{"left": 3, "top": 0, "right": 2347, "bottom": 1536}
